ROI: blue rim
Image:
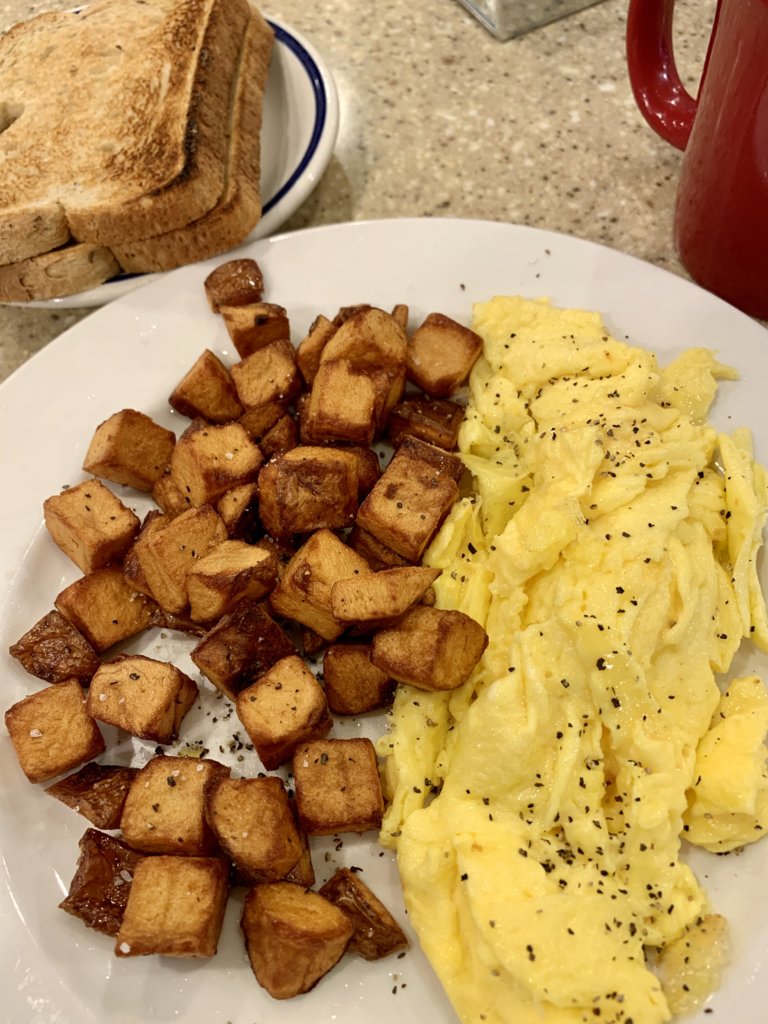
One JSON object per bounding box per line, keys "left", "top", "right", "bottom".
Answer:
{"left": 262, "top": 20, "right": 328, "bottom": 215}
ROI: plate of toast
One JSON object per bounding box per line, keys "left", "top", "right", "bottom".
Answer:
{"left": 0, "top": 1, "right": 339, "bottom": 308}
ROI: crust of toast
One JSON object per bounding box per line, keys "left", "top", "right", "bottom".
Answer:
{"left": 0, "top": 243, "right": 120, "bottom": 303}
{"left": 113, "top": 10, "right": 274, "bottom": 274}
{"left": 0, "top": 0, "right": 250, "bottom": 263}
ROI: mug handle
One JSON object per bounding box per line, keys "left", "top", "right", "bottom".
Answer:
{"left": 626, "top": 0, "right": 700, "bottom": 151}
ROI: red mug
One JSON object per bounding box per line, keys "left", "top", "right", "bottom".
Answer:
{"left": 627, "top": 0, "right": 768, "bottom": 319}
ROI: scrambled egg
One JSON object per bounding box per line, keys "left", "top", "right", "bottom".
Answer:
{"left": 379, "top": 297, "right": 768, "bottom": 1024}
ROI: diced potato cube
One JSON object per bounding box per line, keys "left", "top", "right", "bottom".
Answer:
{"left": 319, "top": 867, "right": 408, "bottom": 959}
{"left": 43, "top": 478, "right": 140, "bottom": 574}
{"left": 187, "top": 539, "right": 278, "bottom": 622}
{"left": 55, "top": 565, "right": 157, "bottom": 653}
{"left": 4, "top": 678, "right": 105, "bottom": 783}
{"left": 406, "top": 312, "right": 483, "bottom": 397}
{"left": 127, "top": 505, "right": 229, "bottom": 615}
{"left": 170, "top": 419, "right": 263, "bottom": 508}
{"left": 204, "top": 258, "right": 263, "bottom": 312}
{"left": 386, "top": 396, "right": 464, "bottom": 450}
{"left": 9, "top": 609, "right": 100, "bottom": 685}
{"left": 122, "top": 510, "right": 175, "bottom": 595}
{"left": 390, "top": 303, "right": 409, "bottom": 332}
{"left": 371, "top": 606, "right": 488, "bottom": 691}
{"left": 331, "top": 565, "right": 441, "bottom": 624}
{"left": 216, "top": 482, "right": 260, "bottom": 540}
{"left": 220, "top": 302, "right": 290, "bottom": 358}
{"left": 204, "top": 774, "right": 305, "bottom": 881}
{"left": 305, "top": 359, "right": 390, "bottom": 445}
{"left": 241, "top": 882, "right": 354, "bottom": 998}
{"left": 151, "top": 469, "right": 188, "bottom": 515}
{"left": 322, "top": 643, "right": 395, "bottom": 715}
{"left": 120, "top": 755, "right": 228, "bottom": 855}
{"left": 258, "top": 447, "right": 360, "bottom": 540}
{"left": 355, "top": 436, "right": 463, "bottom": 561}
{"left": 83, "top": 409, "right": 175, "bottom": 492}
{"left": 296, "top": 313, "right": 337, "bottom": 386}
{"left": 169, "top": 350, "right": 244, "bottom": 423}
{"left": 59, "top": 828, "right": 143, "bottom": 936}
{"left": 238, "top": 401, "right": 287, "bottom": 440}
{"left": 269, "top": 529, "right": 372, "bottom": 641}
{"left": 115, "top": 855, "right": 229, "bottom": 957}
{"left": 345, "top": 446, "right": 382, "bottom": 497}
{"left": 235, "top": 654, "right": 332, "bottom": 770}
{"left": 230, "top": 338, "right": 301, "bottom": 410}
{"left": 282, "top": 829, "right": 315, "bottom": 887}
{"left": 46, "top": 762, "right": 138, "bottom": 829}
{"left": 346, "top": 526, "right": 413, "bottom": 570}
{"left": 191, "top": 599, "right": 296, "bottom": 700}
{"left": 86, "top": 654, "right": 198, "bottom": 743}
{"left": 259, "top": 412, "right": 298, "bottom": 461}
{"left": 321, "top": 306, "right": 407, "bottom": 371}
{"left": 292, "top": 737, "right": 384, "bottom": 834}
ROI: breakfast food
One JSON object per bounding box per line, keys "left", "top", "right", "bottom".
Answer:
{"left": 0, "top": 0, "right": 274, "bottom": 301}
{"left": 381, "top": 296, "right": 768, "bottom": 1023}
{"left": 3, "top": 262, "right": 492, "bottom": 1000}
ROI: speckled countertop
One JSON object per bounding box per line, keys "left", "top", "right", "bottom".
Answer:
{"left": 0, "top": 0, "right": 727, "bottom": 384}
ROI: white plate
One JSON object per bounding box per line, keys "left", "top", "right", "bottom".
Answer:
{"left": 0, "top": 218, "right": 766, "bottom": 1024}
{"left": 21, "top": 17, "right": 339, "bottom": 311}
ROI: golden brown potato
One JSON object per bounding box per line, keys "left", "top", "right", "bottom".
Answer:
{"left": 406, "top": 312, "right": 483, "bottom": 397}
{"left": 319, "top": 867, "right": 408, "bottom": 960}
{"left": 169, "top": 350, "right": 244, "bottom": 423}
{"left": 241, "top": 882, "right": 354, "bottom": 998}
{"left": 204, "top": 258, "right": 264, "bottom": 312}
{"left": 295, "top": 313, "right": 337, "bottom": 386}
{"left": 9, "top": 610, "right": 100, "bottom": 685}
{"left": 115, "top": 855, "right": 229, "bottom": 958}
{"left": 86, "top": 654, "right": 198, "bottom": 744}
{"left": 59, "top": 828, "right": 143, "bottom": 936}
{"left": 331, "top": 565, "right": 441, "bottom": 625}
{"left": 371, "top": 605, "right": 488, "bottom": 691}
{"left": 304, "top": 359, "right": 390, "bottom": 445}
{"left": 216, "top": 482, "right": 261, "bottom": 540}
{"left": 269, "top": 529, "right": 372, "bottom": 641}
{"left": 55, "top": 565, "right": 158, "bottom": 652}
{"left": 190, "top": 599, "right": 296, "bottom": 700}
{"left": 43, "top": 479, "right": 140, "bottom": 574}
{"left": 204, "top": 774, "right": 305, "bottom": 882}
{"left": 230, "top": 337, "right": 302, "bottom": 410}
{"left": 83, "top": 409, "right": 176, "bottom": 493}
{"left": 386, "top": 395, "right": 465, "bottom": 450}
{"left": 46, "top": 762, "right": 138, "bottom": 829}
{"left": 120, "top": 755, "right": 229, "bottom": 856}
{"left": 4, "top": 678, "right": 106, "bottom": 784}
{"left": 235, "top": 654, "right": 332, "bottom": 769}
{"left": 186, "top": 539, "right": 279, "bottom": 623}
{"left": 292, "top": 737, "right": 384, "bottom": 835}
{"left": 258, "top": 447, "right": 360, "bottom": 540}
{"left": 220, "top": 302, "right": 290, "bottom": 358}
{"left": 322, "top": 643, "right": 395, "bottom": 715}
{"left": 170, "top": 419, "right": 264, "bottom": 509}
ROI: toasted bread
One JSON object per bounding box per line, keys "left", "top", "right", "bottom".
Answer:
{"left": 0, "top": 0, "right": 250, "bottom": 265}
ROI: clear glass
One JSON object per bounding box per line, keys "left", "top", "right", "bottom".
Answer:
{"left": 457, "top": 0, "right": 608, "bottom": 39}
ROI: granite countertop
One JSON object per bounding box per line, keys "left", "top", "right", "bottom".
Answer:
{"left": 0, "top": 0, "right": 722, "bottom": 385}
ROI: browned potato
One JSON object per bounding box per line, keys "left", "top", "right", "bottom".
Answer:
{"left": 319, "top": 867, "right": 408, "bottom": 960}
{"left": 331, "top": 565, "right": 441, "bottom": 624}
{"left": 59, "top": 828, "right": 143, "bottom": 936}
{"left": 216, "top": 482, "right": 261, "bottom": 540}
{"left": 406, "top": 312, "right": 483, "bottom": 397}
{"left": 204, "top": 258, "right": 264, "bottom": 312}
{"left": 170, "top": 419, "right": 263, "bottom": 508}
{"left": 186, "top": 539, "right": 279, "bottom": 623}
{"left": 169, "top": 350, "right": 244, "bottom": 423}
{"left": 9, "top": 609, "right": 100, "bottom": 685}
{"left": 269, "top": 529, "right": 372, "bottom": 641}
{"left": 4, "top": 678, "right": 106, "bottom": 783}
{"left": 322, "top": 643, "right": 395, "bottom": 715}
{"left": 346, "top": 526, "right": 413, "bottom": 570}
{"left": 235, "top": 654, "right": 332, "bottom": 769}
{"left": 292, "top": 737, "right": 384, "bottom": 835}
{"left": 191, "top": 598, "right": 296, "bottom": 700}
{"left": 116, "top": 855, "right": 229, "bottom": 958}
{"left": 43, "top": 479, "right": 140, "bottom": 574}
{"left": 259, "top": 412, "right": 298, "bottom": 461}
{"left": 46, "top": 762, "right": 138, "bottom": 829}
{"left": 204, "top": 774, "right": 305, "bottom": 882}
{"left": 220, "top": 302, "right": 290, "bottom": 358}
{"left": 295, "top": 313, "right": 337, "bottom": 386}
{"left": 371, "top": 605, "right": 488, "bottom": 691}
{"left": 83, "top": 409, "right": 176, "bottom": 493}
{"left": 241, "top": 882, "right": 354, "bottom": 998}
{"left": 230, "top": 337, "right": 302, "bottom": 410}
{"left": 86, "top": 654, "right": 198, "bottom": 744}
{"left": 386, "top": 395, "right": 465, "bottom": 450}
{"left": 304, "top": 359, "right": 390, "bottom": 445}
{"left": 258, "top": 447, "right": 360, "bottom": 540}
{"left": 120, "top": 755, "right": 228, "bottom": 856}
{"left": 55, "top": 565, "right": 158, "bottom": 652}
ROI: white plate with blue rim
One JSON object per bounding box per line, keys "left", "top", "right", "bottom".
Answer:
{"left": 26, "top": 16, "right": 339, "bottom": 310}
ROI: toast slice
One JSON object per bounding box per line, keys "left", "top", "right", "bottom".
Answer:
{"left": 0, "top": 242, "right": 120, "bottom": 303}
{"left": 113, "top": 9, "right": 274, "bottom": 274}
{"left": 0, "top": 0, "right": 250, "bottom": 265}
